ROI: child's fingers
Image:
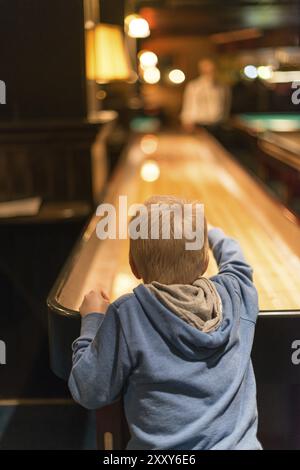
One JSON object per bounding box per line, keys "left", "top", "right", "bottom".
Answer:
{"left": 81, "top": 289, "right": 110, "bottom": 305}
{"left": 100, "top": 289, "right": 110, "bottom": 302}
{"left": 85, "top": 290, "right": 97, "bottom": 297}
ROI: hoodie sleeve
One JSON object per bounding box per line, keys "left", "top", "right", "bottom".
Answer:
{"left": 208, "top": 228, "right": 258, "bottom": 322}
{"left": 68, "top": 306, "right": 132, "bottom": 410}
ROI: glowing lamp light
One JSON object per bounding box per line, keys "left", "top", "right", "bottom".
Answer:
{"left": 143, "top": 67, "right": 161, "bottom": 84}
{"left": 140, "top": 160, "right": 160, "bottom": 182}
{"left": 243, "top": 65, "right": 258, "bottom": 79}
{"left": 140, "top": 135, "right": 158, "bottom": 154}
{"left": 112, "top": 273, "right": 137, "bottom": 299}
{"left": 85, "top": 24, "right": 131, "bottom": 82}
{"left": 139, "top": 51, "right": 158, "bottom": 68}
{"left": 257, "top": 66, "right": 273, "bottom": 80}
{"left": 126, "top": 15, "right": 150, "bottom": 38}
{"left": 168, "top": 69, "right": 186, "bottom": 84}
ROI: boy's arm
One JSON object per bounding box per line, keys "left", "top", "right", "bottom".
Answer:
{"left": 208, "top": 227, "right": 253, "bottom": 285}
{"left": 208, "top": 227, "right": 259, "bottom": 322}
{"left": 68, "top": 306, "right": 132, "bottom": 410}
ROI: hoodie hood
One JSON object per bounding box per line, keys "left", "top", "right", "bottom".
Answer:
{"left": 146, "top": 277, "right": 222, "bottom": 333}
{"left": 133, "top": 282, "right": 232, "bottom": 360}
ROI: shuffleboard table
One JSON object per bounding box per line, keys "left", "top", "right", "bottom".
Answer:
{"left": 48, "top": 132, "right": 300, "bottom": 449}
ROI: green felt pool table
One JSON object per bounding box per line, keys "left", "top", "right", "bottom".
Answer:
{"left": 233, "top": 113, "right": 300, "bottom": 134}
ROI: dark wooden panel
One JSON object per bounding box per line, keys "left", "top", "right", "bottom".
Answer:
{"left": 0, "top": 121, "right": 103, "bottom": 203}
{"left": 0, "top": 0, "right": 86, "bottom": 121}
{"left": 0, "top": 216, "right": 87, "bottom": 399}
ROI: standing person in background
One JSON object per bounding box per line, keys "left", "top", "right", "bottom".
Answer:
{"left": 181, "top": 58, "right": 231, "bottom": 140}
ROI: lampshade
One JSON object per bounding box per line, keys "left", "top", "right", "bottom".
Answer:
{"left": 85, "top": 23, "right": 131, "bottom": 82}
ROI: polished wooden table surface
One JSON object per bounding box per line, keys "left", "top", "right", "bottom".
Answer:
{"left": 259, "top": 131, "right": 300, "bottom": 172}
{"left": 57, "top": 132, "right": 300, "bottom": 313}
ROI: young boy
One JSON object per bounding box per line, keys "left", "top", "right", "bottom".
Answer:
{"left": 68, "top": 196, "right": 262, "bottom": 450}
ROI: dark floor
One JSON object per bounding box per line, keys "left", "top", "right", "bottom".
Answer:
{"left": 0, "top": 403, "right": 96, "bottom": 449}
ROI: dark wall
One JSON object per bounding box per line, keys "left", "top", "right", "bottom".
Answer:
{"left": 0, "top": 1, "right": 91, "bottom": 399}
{"left": 100, "top": 0, "right": 125, "bottom": 26}
{"left": 0, "top": 0, "right": 86, "bottom": 121}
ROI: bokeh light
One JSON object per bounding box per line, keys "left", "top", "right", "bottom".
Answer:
{"left": 243, "top": 65, "right": 258, "bottom": 79}
{"left": 84, "top": 20, "right": 95, "bottom": 30}
{"left": 140, "top": 160, "right": 160, "bottom": 182}
{"left": 127, "top": 17, "right": 150, "bottom": 38}
{"left": 143, "top": 67, "right": 161, "bottom": 84}
{"left": 140, "top": 135, "right": 158, "bottom": 154}
{"left": 168, "top": 69, "right": 186, "bottom": 84}
{"left": 257, "top": 65, "right": 273, "bottom": 80}
{"left": 139, "top": 51, "right": 158, "bottom": 69}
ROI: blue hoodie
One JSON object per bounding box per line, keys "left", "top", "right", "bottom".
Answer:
{"left": 68, "top": 228, "right": 262, "bottom": 450}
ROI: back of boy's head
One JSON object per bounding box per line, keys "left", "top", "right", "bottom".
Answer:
{"left": 129, "top": 195, "right": 208, "bottom": 285}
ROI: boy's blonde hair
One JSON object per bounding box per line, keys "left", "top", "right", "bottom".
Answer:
{"left": 129, "top": 195, "right": 208, "bottom": 285}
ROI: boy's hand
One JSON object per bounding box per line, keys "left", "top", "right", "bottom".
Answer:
{"left": 79, "top": 289, "right": 110, "bottom": 317}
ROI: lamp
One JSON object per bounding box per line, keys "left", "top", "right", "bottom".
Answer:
{"left": 85, "top": 23, "right": 131, "bottom": 82}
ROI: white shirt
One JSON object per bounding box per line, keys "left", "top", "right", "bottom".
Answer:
{"left": 181, "top": 76, "right": 229, "bottom": 126}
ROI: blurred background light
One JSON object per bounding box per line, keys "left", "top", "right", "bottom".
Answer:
{"left": 143, "top": 67, "right": 161, "bottom": 84}
{"left": 140, "top": 135, "right": 158, "bottom": 154}
{"left": 140, "top": 160, "right": 160, "bottom": 182}
{"left": 243, "top": 65, "right": 258, "bottom": 79}
{"left": 257, "top": 65, "right": 273, "bottom": 80}
{"left": 168, "top": 69, "right": 186, "bottom": 84}
{"left": 126, "top": 15, "right": 150, "bottom": 38}
{"left": 139, "top": 51, "right": 158, "bottom": 69}
{"left": 267, "top": 70, "right": 300, "bottom": 83}
{"left": 84, "top": 20, "right": 95, "bottom": 30}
